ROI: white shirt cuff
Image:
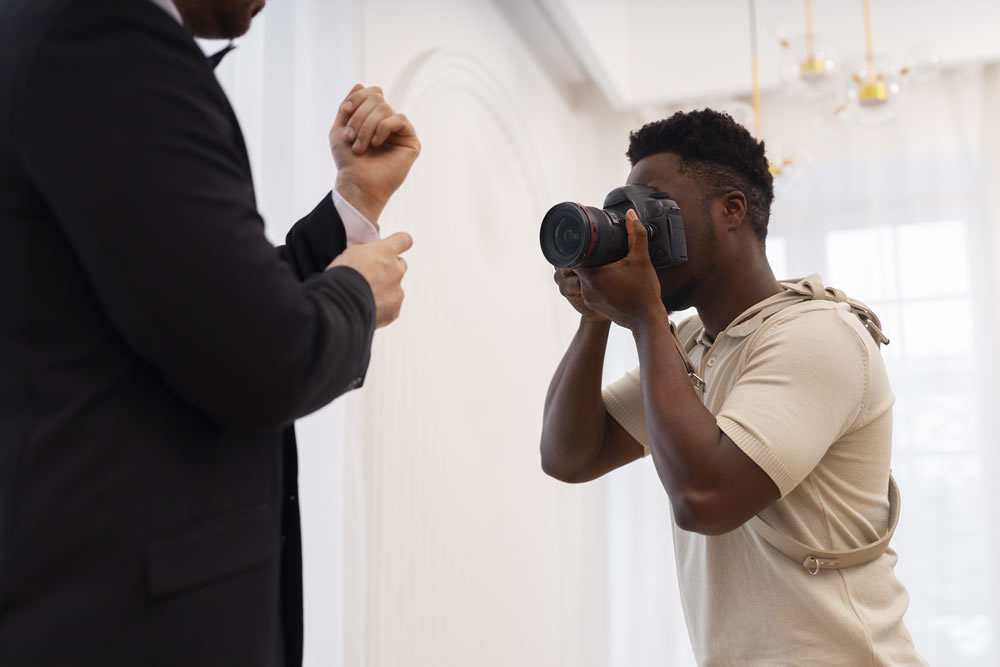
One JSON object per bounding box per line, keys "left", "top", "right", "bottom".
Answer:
{"left": 332, "top": 189, "right": 380, "bottom": 247}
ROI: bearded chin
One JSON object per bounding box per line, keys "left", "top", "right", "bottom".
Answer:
{"left": 663, "top": 220, "right": 716, "bottom": 315}
{"left": 663, "top": 280, "right": 698, "bottom": 314}
{"left": 175, "top": 0, "right": 256, "bottom": 39}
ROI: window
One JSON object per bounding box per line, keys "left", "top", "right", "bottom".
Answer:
{"left": 826, "top": 220, "right": 991, "bottom": 663}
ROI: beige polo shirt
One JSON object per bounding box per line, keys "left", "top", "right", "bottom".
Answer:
{"left": 603, "top": 278, "right": 926, "bottom": 666}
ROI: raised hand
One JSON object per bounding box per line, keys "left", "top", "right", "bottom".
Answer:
{"left": 331, "top": 84, "right": 421, "bottom": 224}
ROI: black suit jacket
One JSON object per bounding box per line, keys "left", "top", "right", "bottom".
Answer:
{"left": 0, "top": 1, "right": 375, "bottom": 665}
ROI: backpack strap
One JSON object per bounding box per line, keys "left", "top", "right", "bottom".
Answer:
{"left": 749, "top": 476, "right": 901, "bottom": 574}
{"left": 667, "top": 276, "right": 889, "bottom": 392}
{"left": 778, "top": 276, "right": 890, "bottom": 346}
{"left": 665, "top": 275, "right": 900, "bottom": 573}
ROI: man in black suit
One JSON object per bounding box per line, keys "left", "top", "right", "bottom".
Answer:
{"left": 0, "top": 0, "right": 419, "bottom": 664}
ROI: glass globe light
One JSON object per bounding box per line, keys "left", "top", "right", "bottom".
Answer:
{"left": 777, "top": 32, "right": 842, "bottom": 99}
{"left": 835, "top": 53, "right": 906, "bottom": 124}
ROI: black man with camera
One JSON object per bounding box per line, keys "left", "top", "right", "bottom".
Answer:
{"left": 539, "top": 109, "right": 925, "bottom": 665}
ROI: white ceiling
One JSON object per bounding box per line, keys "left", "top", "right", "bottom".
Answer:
{"left": 495, "top": 0, "right": 1000, "bottom": 109}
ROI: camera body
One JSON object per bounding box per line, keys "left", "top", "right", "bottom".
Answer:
{"left": 539, "top": 184, "right": 688, "bottom": 270}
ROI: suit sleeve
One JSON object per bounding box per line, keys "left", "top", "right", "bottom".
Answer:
{"left": 278, "top": 193, "right": 348, "bottom": 281}
{"left": 16, "top": 6, "right": 375, "bottom": 432}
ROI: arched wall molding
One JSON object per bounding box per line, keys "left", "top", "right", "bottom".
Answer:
{"left": 385, "top": 47, "right": 576, "bottom": 337}
{"left": 388, "top": 47, "right": 551, "bottom": 215}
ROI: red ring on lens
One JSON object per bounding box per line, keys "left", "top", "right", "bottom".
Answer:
{"left": 576, "top": 203, "right": 597, "bottom": 265}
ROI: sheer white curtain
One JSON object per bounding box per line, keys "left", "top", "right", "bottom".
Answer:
{"left": 606, "top": 63, "right": 1000, "bottom": 665}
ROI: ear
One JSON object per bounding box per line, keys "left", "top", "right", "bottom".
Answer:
{"left": 721, "top": 191, "right": 748, "bottom": 232}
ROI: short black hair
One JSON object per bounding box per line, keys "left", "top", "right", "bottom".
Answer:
{"left": 626, "top": 109, "right": 774, "bottom": 243}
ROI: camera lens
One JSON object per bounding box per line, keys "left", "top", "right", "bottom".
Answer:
{"left": 541, "top": 185, "right": 688, "bottom": 271}
{"left": 553, "top": 216, "right": 584, "bottom": 257}
{"left": 540, "top": 203, "right": 595, "bottom": 268}
{"left": 541, "top": 202, "right": 630, "bottom": 269}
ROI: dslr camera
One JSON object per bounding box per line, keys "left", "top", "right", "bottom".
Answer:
{"left": 539, "top": 184, "right": 687, "bottom": 270}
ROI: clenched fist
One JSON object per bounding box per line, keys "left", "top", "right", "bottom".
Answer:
{"left": 331, "top": 84, "right": 421, "bottom": 225}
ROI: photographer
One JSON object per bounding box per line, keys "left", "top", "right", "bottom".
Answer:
{"left": 0, "top": 1, "right": 417, "bottom": 665}
{"left": 540, "top": 110, "right": 926, "bottom": 664}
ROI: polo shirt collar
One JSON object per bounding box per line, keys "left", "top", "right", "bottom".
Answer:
{"left": 694, "top": 274, "right": 825, "bottom": 346}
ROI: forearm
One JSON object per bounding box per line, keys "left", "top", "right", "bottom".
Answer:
{"left": 540, "top": 317, "right": 612, "bottom": 479}
{"left": 632, "top": 316, "right": 725, "bottom": 514}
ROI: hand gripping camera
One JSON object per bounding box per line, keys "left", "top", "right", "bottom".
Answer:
{"left": 539, "top": 184, "right": 688, "bottom": 270}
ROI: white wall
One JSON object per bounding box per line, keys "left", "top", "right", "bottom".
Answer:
{"left": 344, "top": 1, "right": 638, "bottom": 665}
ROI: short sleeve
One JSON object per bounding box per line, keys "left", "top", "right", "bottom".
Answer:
{"left": 603, "top": 366, "right": 650, "bottom": 457}
{"left": 716, "top": 307, "right": 871, "bottom": 497}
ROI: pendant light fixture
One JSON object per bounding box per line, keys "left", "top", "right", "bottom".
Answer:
{"left": 836, "top": 0, "right": 908, "bottom": 123}
{"left": 777, "top": 0, "right": 841, "bottom": 99}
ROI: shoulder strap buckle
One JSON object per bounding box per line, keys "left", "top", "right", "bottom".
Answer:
{"left": 750, "top": 475, "right": 902, "bottom": 573}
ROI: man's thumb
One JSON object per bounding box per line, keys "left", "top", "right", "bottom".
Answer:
{"left": 625, "top": 209, "right": 649, "bottom": 257}
{"left": 382, "top": 231, "right": 414, "bottom": 255}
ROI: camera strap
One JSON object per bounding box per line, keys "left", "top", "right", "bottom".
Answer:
{"left": 668, "top": 275, "right": 900, "bottom": 574}
{"left": 670, "top": 320, "right": 706, "bottom": 391}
